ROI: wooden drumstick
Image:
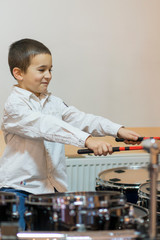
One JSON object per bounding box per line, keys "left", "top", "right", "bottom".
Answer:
{"left": 77, "top": 146, "right": 144, "bottom": 154}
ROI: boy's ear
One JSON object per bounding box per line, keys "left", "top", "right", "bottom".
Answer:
{"left": 12, "top": 67, "right": 23, "bottom": 81}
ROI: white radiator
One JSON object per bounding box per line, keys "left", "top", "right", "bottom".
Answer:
{"left": 66, "top": 153, "right": 152, "bottom": 192}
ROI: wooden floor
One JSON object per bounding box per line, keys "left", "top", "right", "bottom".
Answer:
{"left": 0, "top": 127, "right": 160, "bottom": 158}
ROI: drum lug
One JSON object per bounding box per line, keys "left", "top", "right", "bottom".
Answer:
{"left": 11, "top": 211, "right": 19, "bottom": 220}
{"left": 69, "top": 209, "right": 76, "bottom": 217}
{"left": 76, "top": 223, "right": 86, "bottom": 232}
{"left": 137, "top": 200, "right": 141, "bottom": 206}
{"left": 122, "top": 205, "right": 135, "bottom": 228}
{"left": 99, "top": 208, "right": 110, "bottom": 221}
{"left": 24, "top": 210, "right": 32, "bottom": 218}
{"left": 53, "top": 211, "right": 58, "bottom": 222}
{"left": 124, "top": 205, "right": 145, "bottom": 230}
{"left": 24, "top": 210, "right": 32, "bottom": 231}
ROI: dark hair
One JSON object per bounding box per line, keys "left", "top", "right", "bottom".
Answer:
{"left": 8, "top": 38, "right": 51, "bottom": 77}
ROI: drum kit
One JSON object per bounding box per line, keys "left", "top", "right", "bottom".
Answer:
{"left": 0, "top": 138, "right": 160, "bottom": 240}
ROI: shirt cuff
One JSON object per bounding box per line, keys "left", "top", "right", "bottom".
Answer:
{"left": 76, "top": 132, "right": 91, "bottom": 148}
{"left": 110, "top": 123, "right": 124, "bottom": 137}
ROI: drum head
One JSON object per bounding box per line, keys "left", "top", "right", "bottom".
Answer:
{"left": 98, "top": 167, "right": 152, "bottom": 188}
{"left": 127, "top": 203, "right": 148, "bottom": 219}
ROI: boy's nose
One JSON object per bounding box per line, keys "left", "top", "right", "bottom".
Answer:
{"left": 44, "top": 70, "right": 52, "bottom": 79}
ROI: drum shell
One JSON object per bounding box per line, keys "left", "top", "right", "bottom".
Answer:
{"left": 0, "top": 192, "right": 19, "bottom": 222}
{"left": 96, "top": 184, "right": 138, "bottom": 204}
{"left": 138, "top": 181, "right": 160, "bottom": 220}
{"left": 25, "top": 191, "right": 126, "bottom": 231}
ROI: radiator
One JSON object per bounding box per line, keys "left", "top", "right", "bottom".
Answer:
{"left": 66, "top": 153, "right": 152, "bottom": 192}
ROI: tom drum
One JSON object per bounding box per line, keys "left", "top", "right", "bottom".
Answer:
{"left": 96, "top": 166, "right": 158, "bottom": 204}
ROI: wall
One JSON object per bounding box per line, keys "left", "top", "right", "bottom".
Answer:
{"left": 0, "top": 0, "right": 160, "bottom": 127}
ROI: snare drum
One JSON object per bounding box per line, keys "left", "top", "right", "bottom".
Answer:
{"left": 138, "top": 181, "right": 160, "bottom": 218}
{"left": 0, "top": 191, "right": 19, "bottom": 222}
{"left": 96, "top": 167, "right": 153, "bottom": 204}
{"left": 25, "top": 191, "right": 126, "bottom": 231}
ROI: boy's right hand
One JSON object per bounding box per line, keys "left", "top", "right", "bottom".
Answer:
{"left": 85, "top": 136, "right": 113, "bottom": 156}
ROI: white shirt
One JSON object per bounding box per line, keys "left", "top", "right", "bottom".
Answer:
{"left": 0, "top": 86, "right": 122, "bottom": 194}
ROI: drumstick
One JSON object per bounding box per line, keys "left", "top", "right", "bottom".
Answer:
{"left": 77, "top": 146, "right": 144, "bottom": 154}
{"left": 115, "top": 137, "right": 160, "bottom": 142}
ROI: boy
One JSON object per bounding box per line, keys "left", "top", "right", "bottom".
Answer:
{"left": 0, "top": 39, "right": 140, "bottom": 229}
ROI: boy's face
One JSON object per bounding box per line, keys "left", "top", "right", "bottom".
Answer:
{"left": 18, "top": 54, "right": 52, "bottom": 97}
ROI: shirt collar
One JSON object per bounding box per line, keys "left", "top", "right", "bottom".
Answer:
{"left": 12, "top": 85, "right": 51, "bottom": 102}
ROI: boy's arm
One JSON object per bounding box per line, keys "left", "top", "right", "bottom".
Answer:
{"left": 62, "top": 104, "right": 122, "bottom": 137}
{"left": 2, "top": 101, "right": 90, "bottom": 148}
{"left": 2, "top": 97, "right": 139, "bottom": 156}
{"left": 62, "top": 104, "right": 140, "bottom": 144}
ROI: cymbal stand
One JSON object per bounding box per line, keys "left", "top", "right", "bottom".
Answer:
{"left": 142, "top": 139, "right": 160, "bottom": 240}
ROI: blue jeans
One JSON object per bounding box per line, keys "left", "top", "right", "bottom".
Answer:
{"left": 0, "top": 188, "right": 30, "bottom": 230}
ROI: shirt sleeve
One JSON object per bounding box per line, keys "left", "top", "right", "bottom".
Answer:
{"left": 2, "top": 100, "right": 90, "bottom": 148}
{"left": 61, "top": 103, "right": 123, "bottom": 137}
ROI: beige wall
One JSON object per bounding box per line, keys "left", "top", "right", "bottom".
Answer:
{"left": 0, "top": 0, "right": 160, "bottom": 127}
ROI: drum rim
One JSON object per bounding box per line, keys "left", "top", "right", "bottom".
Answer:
{"left": 96, "top": 177, "right": 141, "bottom": 189}
{"left": 35, "top": 191, "right": 122, "bottom": 196}
{"left": 17, "top": 230, "right": 142, "bottom": 239}
{"left": 138, "top": 180, "right": 160, "bottom": 200}
{"left": 127, "top": 202, "right": 149, "bottom": 217}
{"left": 0, "top": 191, "right": 19, "bottom": 203}
{"left": 97, "top": 166, "right": 149, "bottom": 188}
{"left": 109, "top": 202, "right": 149, "bottom": 218}
{"left": 26, "top": 191, "right": 126, "bottom": 206}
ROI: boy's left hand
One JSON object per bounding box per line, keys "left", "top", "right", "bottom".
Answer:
{"left": 117, "top": 127, "right": 141, "bottom": 145}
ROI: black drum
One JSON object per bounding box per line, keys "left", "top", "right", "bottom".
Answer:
{"left": 0, "top": 191, "right": 19, "bottom": 223}
{"left": 25, "top": 191, "right": 126, "bottom": 231}
{"left": 96, "top": 167, "right": 153, "bottom": 204}
{"left": 138, "top": 181, "right": 160, "bottom": 219}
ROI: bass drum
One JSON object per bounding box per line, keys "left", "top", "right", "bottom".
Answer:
{"left": 25, "top": 191, "right": 126, "bottom": 231}
{"left": 96, "top": 166, "right": 155, "bottom": 204}
{"left": 0, "top": 191, "right": 19, "bottom": 222}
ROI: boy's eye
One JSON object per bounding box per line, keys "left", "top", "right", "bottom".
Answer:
{"left": 38, "top": 69, "right": 52, "bottom": 72}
